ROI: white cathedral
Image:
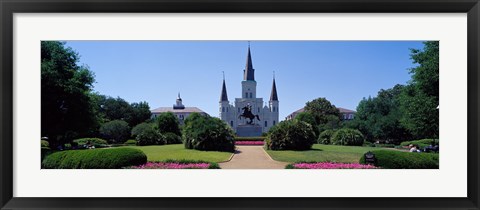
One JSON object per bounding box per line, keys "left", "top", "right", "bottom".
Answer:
{"left": 219, "top": 46, "right": 279, "bottom": 136}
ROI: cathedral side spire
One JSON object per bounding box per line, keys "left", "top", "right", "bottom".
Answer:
{"left": 270, "top": 75, "right": 278, "bottom": 101}
{"left": 220, "top": 73, "right": 229, "bottom": 102}
{"left": 243, "top": 44, "right": 255, "bottom": 81}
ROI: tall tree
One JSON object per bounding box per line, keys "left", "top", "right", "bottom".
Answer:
{"left": 94, "top": 95, "right": 151, "bottom": 127}
{"left": 130, "top": 102, "right": 152, "bottom": 126}
{"left": 304, "top": 97, "right": 341, "bottom": 133}
{"left": 41, "top": 41, "right": 97, "bottom": 147}
{"left": 155, "top": 112, "right": 181, "bottom": 136}
{"left": 99, "top": 120, "right": 131, "bottom": 143}
{"left": 400, "top": 41, "right": 439, "bottom": 139}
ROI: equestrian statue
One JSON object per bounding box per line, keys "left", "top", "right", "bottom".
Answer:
{"left": 238, "top": 104, "right": 260, "bottom": 125}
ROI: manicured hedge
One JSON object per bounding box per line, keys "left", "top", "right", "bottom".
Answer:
{"left": 359, "top": 150, "right": 439, "bottom": 169}
{"left": 73, "top": 138, "right": 108, "bottom": 146}
{"left": 234, "top": 137, "right": 266, "bottom": 141}
{"left": 400, "top": 139, "right": 439, "bottom": 149}
{"left": 42, "top": 148, "right": 147, "bottom": 169}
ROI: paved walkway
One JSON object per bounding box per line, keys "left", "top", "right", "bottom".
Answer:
{"left": 219, "top": 146, "right": 288, "bottom": 169}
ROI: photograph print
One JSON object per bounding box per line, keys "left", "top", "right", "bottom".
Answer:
{"left": 40, "top": 41, "right": 439, "bottom": 169}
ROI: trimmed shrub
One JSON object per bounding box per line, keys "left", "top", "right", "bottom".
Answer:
{"left": 131, "top": 122, "right": 154, "bottom": 138}
{"left": 359, "top": 150, "right": 439, "bottom": 169}
{"left": 183, "top": 113, "right": 235, "bottom": 152}
{"left": 265, "top": 120, "right": 316, "bottom": 151}
{"left": 73, "top": 138, "right": 108, "bottom": 148}
{"left": 42, "top": 148, "right": 147, "bottom": 169}
{"left": 124, "top": 139, "right": 137, "bottom": 146}
{"left": 331, "top": 128, "right": 364, "bottom": 146}
{"left": 41, "top": 140, "right": 50, "bottom": 148}
{"left": 318, "top": 129, "right": 335, "bottom": 144}
{"left": 136, "top": 127, "right": 166, "bottom": 146}
{"left": 400, "top": 139, "right": 439, "bottom": 149}
{"left": 163, "top": 132, "right": 182, "bottom": 144}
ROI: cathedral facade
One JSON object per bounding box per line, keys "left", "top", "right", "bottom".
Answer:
{"left": 219, "top": 46, "right": 279, "bottom": 136}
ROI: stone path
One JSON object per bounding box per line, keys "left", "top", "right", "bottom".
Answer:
{"left": 219, "top": 146, "right": 288, "bottom": 169}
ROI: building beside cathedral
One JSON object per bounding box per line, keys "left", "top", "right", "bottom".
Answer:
{"left": 151, "top": 93, "right": 207, "bottom": 124}
{"left": 219, "top": 46, "right": 279, "bottom": 136}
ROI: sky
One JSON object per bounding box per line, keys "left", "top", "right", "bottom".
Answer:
{"left": 64, "top": 41, "right": 424, "bottom": 120}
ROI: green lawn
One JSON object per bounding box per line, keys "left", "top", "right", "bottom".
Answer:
{"left": 124, "top": 144, "right": 233, "bottom": 162}
{"left": 266, "top": 144, "right": 397, "bottom": 163}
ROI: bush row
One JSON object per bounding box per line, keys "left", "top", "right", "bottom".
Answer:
{"left": 73, "top": 138, "right": 108, "bottom": 146}
{"left": 318, "top": 128, "right": 365, "bottom": 146}
{"left": 42, "top": 148, "right": 147, "bottom": 169}
{"left": 183, "top": 113, "right": 235, "bottom": 152}
{"left": 359, "top": 150, "right": 439, "bottom": 169}
{"left": 265, "top": 120, "right": 316, "bottom": 151}
{"left": 400, "top": 139, "right": 438, "bottom": 149}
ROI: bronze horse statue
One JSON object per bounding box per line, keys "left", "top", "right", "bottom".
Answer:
{"left": 238, "top": 105, "right": 260, "bottom": 125}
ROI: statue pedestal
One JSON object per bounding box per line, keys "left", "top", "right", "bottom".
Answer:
{"left": 236, "top": 124, "right": 262, "bottom": 137}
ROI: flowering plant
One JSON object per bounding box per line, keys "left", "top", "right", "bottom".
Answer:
{"left": 128, "top": 161, "right": 219, "bottom": 169}
{"left": 288, "top": 162, "right": 378, "bottom": 169}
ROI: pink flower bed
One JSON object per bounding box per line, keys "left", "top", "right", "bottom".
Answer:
{"left": 235, "top": 141, "right": 264, "bottom": 145}
{"left": 292, "top": 162, "right": 378, "bottom": 169}
{"left": 129, "top": 162, "right": 211, "bottom": 169}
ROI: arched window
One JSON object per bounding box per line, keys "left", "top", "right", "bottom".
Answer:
{"left": 265, "top": 121, "right": 268, "bottom": 127}
{"left": 245, "top": 93, "right": 248, "bottom": 98}
{"left": 273, "top": 106, "right": 276, "bottom": 112}
{"left": 226, "top": 107, "right": 228, "bottom": 112}
{"left": 258, "top": 107, "right": 260, "bottom": 113}
{"left": 230, "top": 121, "right": 233, "bottom": 127}
{"left": 273, "top": 120, "right": 276, "bottom": 125}
{"left": 222, "top": 107, "right": 225, "bottom": 112}
{"left": 249, "top": 93, "right": 252, "bottom": 98}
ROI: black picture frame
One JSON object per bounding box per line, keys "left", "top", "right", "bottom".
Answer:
{"left": 1, "top": 0, "right": 479, "bottom": 209}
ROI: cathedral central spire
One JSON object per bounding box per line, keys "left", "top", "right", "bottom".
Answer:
{"left": 243, "top": 44, "right": 255, "bottom": 81}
